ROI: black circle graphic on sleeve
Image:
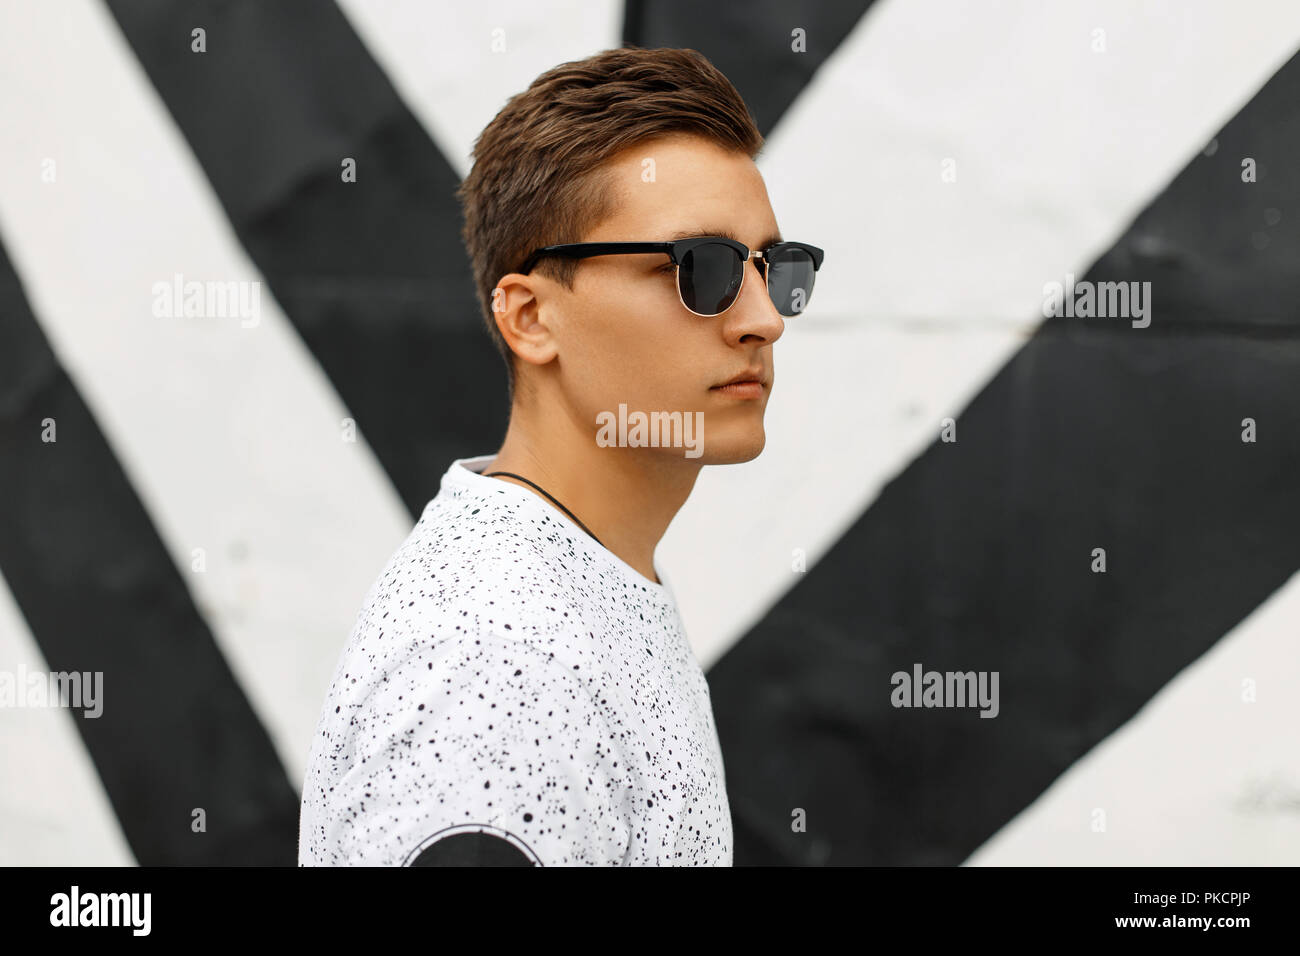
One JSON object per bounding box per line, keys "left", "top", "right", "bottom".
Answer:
{"left": 404, "top": 824, "right": 542, "bottom": 866}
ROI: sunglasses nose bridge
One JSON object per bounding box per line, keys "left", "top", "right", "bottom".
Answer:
{"left": 716, "top": 249, "right": 775, "bottom": 318}
{"left": 731, "top": 249, "right": 761, "bottom": 299}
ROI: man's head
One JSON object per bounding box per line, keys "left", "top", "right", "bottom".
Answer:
{"left": 457, "top": 46, "right": 786, "bottom": 466}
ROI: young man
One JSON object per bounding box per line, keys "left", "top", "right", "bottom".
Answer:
{"left": 298, "top": 46, "right": 822, "bottom": 866}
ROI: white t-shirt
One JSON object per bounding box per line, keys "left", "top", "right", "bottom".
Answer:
{"left": 298, "top": 454, "right": 733, "bottom": 866}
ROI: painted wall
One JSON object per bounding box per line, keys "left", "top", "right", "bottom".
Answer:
{"left": 0, "top": 0, "right": 1296, "bottom": 865}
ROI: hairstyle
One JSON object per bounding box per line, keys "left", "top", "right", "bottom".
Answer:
{"left": 456, "top": 45, "right": 765, "bottom": 400}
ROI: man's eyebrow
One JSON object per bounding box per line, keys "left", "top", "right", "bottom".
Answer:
{"left": 668, "top": 226, "right": 784, "bottom": 249}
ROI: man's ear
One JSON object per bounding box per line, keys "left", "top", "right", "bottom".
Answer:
{"left": 492, "top": 272, "right": 558, "bottom": 369}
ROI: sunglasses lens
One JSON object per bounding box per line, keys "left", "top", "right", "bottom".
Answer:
{"left": 765, "top": 245, "right": 817, "bottom": 316}
{"left": 679, "top": 242, "right": 744, "bottom": 315}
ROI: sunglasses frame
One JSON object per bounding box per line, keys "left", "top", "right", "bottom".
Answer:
{"left": 517, "top": 236, "right": 825, "bottom": 317}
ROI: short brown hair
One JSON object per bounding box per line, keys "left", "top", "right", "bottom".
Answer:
{"left": 456, "top": 45, "right": 765, "bottom": 399}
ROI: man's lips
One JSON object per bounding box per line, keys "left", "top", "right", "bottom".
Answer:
{"left": 712, "top": 367, "right": 767, "bottom": 389}
{"left": 709, "top": 380, "right": 764, "bottom": 398}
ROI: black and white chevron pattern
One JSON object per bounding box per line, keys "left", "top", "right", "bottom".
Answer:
{"left": 1, "top": 0, "right": 1297, "bottom": 866}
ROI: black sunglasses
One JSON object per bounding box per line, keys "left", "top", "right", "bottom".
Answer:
{"left": 517, "top": 236, "right": 825, "bottom": 317}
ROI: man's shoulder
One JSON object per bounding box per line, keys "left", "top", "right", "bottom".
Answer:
{"left": 375, "top": 489, "right": 610, "bottom": 618}
{"left": 325, "top": 482, "right": 629, "bottom": 712}
{"left": 343, "top": 517, "right": 588, "bottom": 674}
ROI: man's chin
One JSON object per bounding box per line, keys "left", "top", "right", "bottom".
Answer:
{"left": 685, "top": 428, "right": 767, "bottom": 465}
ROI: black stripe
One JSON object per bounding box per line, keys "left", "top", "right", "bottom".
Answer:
{"left": 709, "top": 50, "right": 1300, "bottom": 864}
{"left": 0, "top": 239, "right": 299, "bottom": 864}
{"left": 622, "top": 0, "right": 877, "bottom": 136}
{"left": 102, "top": 0, "right": 509, "bottom": 517}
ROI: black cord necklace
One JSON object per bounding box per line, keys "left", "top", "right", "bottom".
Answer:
{"left": 483, "top": 471, "right": 605, "bottom": 548}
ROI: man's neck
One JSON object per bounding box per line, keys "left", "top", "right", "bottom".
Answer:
{"left": 483, "top": 407, "right": 701, "bottom": 585}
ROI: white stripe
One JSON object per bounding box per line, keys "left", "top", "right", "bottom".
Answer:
{"left": 0, "top": 0, "right": 412, "bottom": 847}
{"left": 334, "top": 0, "right": 624, "bottom": 178}
{"left": 0, "top": 572, "right": 134, "bottom": 865}
{"left": 965, "top": 570, "right": 1300, "bottom": 864}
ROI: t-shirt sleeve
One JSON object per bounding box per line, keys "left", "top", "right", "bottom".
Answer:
{"left": 326, "top": 631, "right": 636, "bottom": 866}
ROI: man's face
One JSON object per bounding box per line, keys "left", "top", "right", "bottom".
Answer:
{"left": 532, "top": 133, "right": 786, "bottom": 466}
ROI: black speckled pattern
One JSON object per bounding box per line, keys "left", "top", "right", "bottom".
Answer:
{"left": 298, "top": 454, "right": 733, "bottom": 865}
